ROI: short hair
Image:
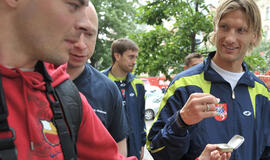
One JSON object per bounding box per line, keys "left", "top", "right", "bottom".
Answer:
{"left": 209, "top": 0, "right": 262, "bottom": 51}
{"left": 111, "top": 38, "right": 139, "bottom": 64}
{"left": 184, "top": 53, "right": 203, "bottom": 66}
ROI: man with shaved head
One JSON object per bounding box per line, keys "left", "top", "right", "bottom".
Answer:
{"left": 67, "top": 2, "right": 129, "bottom": 156}
{"left": 147, "top": 0, "right": 270, "bottom": 160}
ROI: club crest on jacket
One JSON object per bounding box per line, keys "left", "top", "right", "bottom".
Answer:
{"left": 215, "top": 103, "right": 228, "bottom": 121}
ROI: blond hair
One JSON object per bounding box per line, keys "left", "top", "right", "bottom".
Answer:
{"left": 209, "top": 0, "right": 262, "bottom": 51}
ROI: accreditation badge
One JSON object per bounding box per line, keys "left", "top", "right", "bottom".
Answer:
{"left": 215, "top": 103, "right": 228, "bottom": 121}
{"left": 40, "top": 120, "right": 59, "bottom": 146}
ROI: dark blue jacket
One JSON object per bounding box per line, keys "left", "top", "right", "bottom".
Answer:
{"left": 73, "top": 64, "right": 128, "bottom": 142}
{"left": 103, "top": 67, "right": 146, "bottom": 159}
{"left": 147, "top": 52, "right": 270, "bottom": 160}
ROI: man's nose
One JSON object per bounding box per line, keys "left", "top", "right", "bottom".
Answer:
{"left": 73, "top": 35, "right": 87, "bottom": 50}
{"left": 132, "top": 59, "right": 137, "bottom": 65}
{"left": 224, "top": 29, "right": 237, "bottom": 44}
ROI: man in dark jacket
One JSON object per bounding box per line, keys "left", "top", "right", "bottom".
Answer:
{"left": 147, "top": 0, "right": 270, "bottom": 160}
{"left": 103, "top": 38, "right": 146, "bottom": 160}
{"left": 67, "top": 2, "right": 128, "bottom": 156}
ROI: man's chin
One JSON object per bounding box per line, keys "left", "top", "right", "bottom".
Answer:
{"left": 127, "top": 68, "right": 134, "bottom": 73}
{"left": 67, "top": 62, "right": 82, "bottom": 68}
{"left": 45, "top": 57, "right": 68, "bottom": 66}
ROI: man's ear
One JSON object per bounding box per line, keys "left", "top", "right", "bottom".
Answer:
{"left": 114, "top": 52, "right": 120, "bottom": 62}
{"left": 251, "top": 33, "right": 257, "bottom": 44}
{"left": 5, "top": 0, "right": 19, "bottom": 8}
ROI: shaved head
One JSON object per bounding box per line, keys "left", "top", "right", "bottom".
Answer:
{"left": 87, "top": 1, "right": 98, "bottom": 28}
{"left": 67, "top": 1, "right": 99, "bottom": 75}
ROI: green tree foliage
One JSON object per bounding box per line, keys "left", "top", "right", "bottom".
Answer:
{"left": 247, "top": 40, "right": 270, "bottom": 73}
{"left": 131, "top": 0, "right": 213, "bottom": 79}
{"left": 91, "top": 0, "right": 138, "bottom": 69}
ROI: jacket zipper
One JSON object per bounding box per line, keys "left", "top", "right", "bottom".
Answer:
{"left": 232, "top": 90, "right": 235, "bottom": 99}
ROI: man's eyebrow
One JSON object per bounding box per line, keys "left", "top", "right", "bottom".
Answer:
{"left": 77, "top": 0, "right": 86, "bottom": 6}
{"left": 90, "top": 28, "right": 98, "bottom": 34}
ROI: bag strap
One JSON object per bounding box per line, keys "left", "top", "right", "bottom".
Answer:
{"left": 0, "top": 75, "right": 17, "bottom": 160}
{"left": 34, "top": 61, "right": 77, "bottom": 160}
{"left": 54, "top": 79, "right": 82, "bottom": 153}
{"left": 0, "top": 62, "right": 78, "bottom": 160}
{"left": 45, "top": 81, "right": 77, "bottom": 160}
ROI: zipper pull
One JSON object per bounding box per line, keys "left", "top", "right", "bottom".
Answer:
{"left": 232, "top": 90, "right": 235, "bottom": 99}
{"left": 30, "top": 141, "right": 34, "bottom": 151}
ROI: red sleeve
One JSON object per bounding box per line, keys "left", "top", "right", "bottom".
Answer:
{"left": 76, "top": 94, "right": 137, "bottom": 160}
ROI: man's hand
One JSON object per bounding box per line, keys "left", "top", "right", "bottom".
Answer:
{"left": 140, "top": 146, "right": 144, "bottom": 160}
{"left": 180, "top": 93, "right": 219, "bottom": 125}
{"left": 198, "top": 144, "right": 231, "bottom": 160}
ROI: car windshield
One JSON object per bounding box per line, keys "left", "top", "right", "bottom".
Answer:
{"left": 145, "top": 86, "right": 162, "bottom": 99}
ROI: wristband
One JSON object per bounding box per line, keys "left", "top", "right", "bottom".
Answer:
{"left": 176, "top": 110, "right": 189, "bottom": 128}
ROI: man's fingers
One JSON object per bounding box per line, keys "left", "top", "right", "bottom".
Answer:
{"left": 201, "top": 103, "right": 217, "bottom": 112}
{"left": 181, "top": 93, "right": 220, "bottom": 125}
{"left": 189, "top": 92, "right": 212, "bottom": 97}
{"left": 210, "top": 150, "right": 220, "bottom": 160}
{"left": 202, "top": 111, "right": 218, "bottom": 118}
{"left": 190, "top": 94, "right": 219, "bottom": 106}
{"left": 220, "top": 153, "right": 227, "bottom": 160}
{"left": 205, "top": 144, "right": 219, "bottom": 151}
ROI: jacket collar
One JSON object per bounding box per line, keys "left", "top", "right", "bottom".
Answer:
{"left": 204, "top": 51, "right": 255, "bottom": 88}
{"left": 104, "top": 66, "right": 135, "bottom": 83}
